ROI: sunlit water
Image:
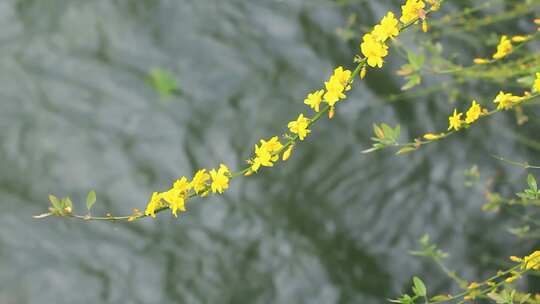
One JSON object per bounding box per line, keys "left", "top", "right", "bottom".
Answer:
{"left": 0, "top": 0, "right": 538, "bottom": 303}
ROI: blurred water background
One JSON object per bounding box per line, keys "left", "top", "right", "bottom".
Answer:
{"left": 0, "top": 0, "right": 539, "bottom": 303}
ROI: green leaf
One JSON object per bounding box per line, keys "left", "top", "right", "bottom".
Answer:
{"left": 401, "top": 74, "right": 421, "bottom": 91}
{"left": 86, "top": 190, "right": 97, "bottom": 211}
{"left": 394, "top": 125, "right": 401, "bottom": 141}
{"left": 407, "top": 51, "right": 425, "bottom": 70}
{"left": 419, "top": 234, "right": 430, "bottom": 246}
{"left": 527, "top": 174, "right": 537, "bottom": 192}
{"left": 516, "top": 75, "right": 534, "bottom": 86}
{"left": 49, "top": 195, "right": 62, "bottom": 210}
{"left": 412, "top": 276, "right": 427, "bottom": 297}
{"left": 63, "top": 197, "right": 73, "bottom": 209}
{"left": 381, "top": 124, "right": 393, "bottom": 139}
{"left": 149, "top": 68, "right": 179, "bottom": 98}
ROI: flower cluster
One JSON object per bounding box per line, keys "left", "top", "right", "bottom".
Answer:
{"left": 246, "top": 66, "right": 354, "bottom": 176}
{"left": 360, "top": 0, "right": 439, "bottom": 69}
{"left": 447, "top": 100, "right": 486, "bottom": 131}
{"left": 443, "top": 75, "right": 540, "bottom": 133}
{"left": 138, "top": 0, "right": 441, "bottom": 219}
{"left": 249, "top": 136, "right": 284, "bottom": 173}
{"left": 474, "top": 20, "right": 538, "bottom": 65}
{"left": 506, "top": 251, "right": 540, "bottom": 283}
{"left": 145, "top": 164, "right": 231, "bottom": 218}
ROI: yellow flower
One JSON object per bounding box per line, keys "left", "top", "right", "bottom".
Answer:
{"left": 511, "top": 35, "right": 529, "bottom": 42}
{"left": 191, "top": 169, "right": 210, "bottom": 195}
{"left": 473, "top": 58, "right": 489, "bottom": 65}
{"left": 524, "top": 251, "right": 540, "bottom": 271}
{"left": 210, "top": 164, "right": 230, "bottom": 194}
{"left": 360, "top": 66, "right": 367, "bottom": 79}
{"left": 448, "top": 109, "right": 463, "bottom": 131}
{"left": 421, "top": 19, "right": 428, "bottom": 32}
{"left": 400, "top": 0, "right": 425, "bottom": 24}
{"left": 426, "top": 0, "right": 440, "bottom": 11}
{"left": 360, "top": 33, "right": 388, "bottom": 68}
{"left": 322, "top": 66, "right": 353, "bottom": 106}
{"left": 465, "top": 100, "right": 482, "bottom": 124}
{"left": 304, "top": 90, "right": 324, "bottom": 112}
{"left": 282, "top": 145, "right": 294, "bottom": 161}
{"left": 323, "top": 84, "right": 345, "bottom": 106}
{"left": 144, "top": 192, "right": 162, "bottom": 218}
{"left": 467, "top": 282, "right": 480, "bottom": 290}
{"left": 288, "top": 114, "right": 311, "bottom": 140}
{"left": 505, "top": 274, "right": 520, "bottom": 283}
{"left": 423, "top": 133, "right": 443, "bottom": 140}
{"left": 493, "top": 91, "right": 520, "bottom": 110}
{"left": 260, "top": 136, "right": 283, "bottom": 154}
{"left": 492, "top": 35, "right": 513, "bottom": 59}
{"left": 251, "top": 144, "right": 273, "bottom": 172}
{"left": 534, "top": 72, "right": 540, "bottom": 92}
{"left": 250, "top": 137, "right": 286, "bottom": 170}
{"left": 162, "top": 176, "right": 191, "bottom": 217}
{"left": 372, "top": 12, "right": 399, "bottom": 42}
{"left": 331, "top": 66, "right": 353, "bottom": 90}
{"left": 509, "top": 256, "right": 523, "bottom": 263}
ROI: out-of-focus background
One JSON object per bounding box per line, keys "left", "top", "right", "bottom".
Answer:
{"left": 0, "top": 0, "right": 538, "bottom": 303}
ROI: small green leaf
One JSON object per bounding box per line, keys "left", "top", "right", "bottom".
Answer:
{"left": 49, "top": 195, "right": 62, "bottom": 210}
{"left": 381, "top": 124, "right": 393, "bottom": 139}
{"left": 527, "top": 174, "right": 537, "bottom": 192}
{"left": 63, "top": 197, "right": 73, "bottom": 209}
{"left": 149, "top": 68, "right": 179, "bottom": 98}
{"left": 407, "top": 51, "right": 422, "bottom": 69}
{"left": 412, "top": 276, "right": 427, "bottom": 297}
{"left": 86, "top": 190, "right": 97, "bottom": 211}
{"left": 394, "top": 125, "right": 401, "bottom": 140}
{"left": 401, "top": 74, "right": 421, "bottom": 91}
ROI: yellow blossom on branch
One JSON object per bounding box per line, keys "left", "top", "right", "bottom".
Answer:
{"left": 511, "top": 35, "right": 530, "bottom": 42}
{"left": 372, "top": 12, "right": 399, "bottom": 42}
{"left": 191, "top": 169, "right": 210, "bottom": 195}
{"left": 465, "top": 100, "right": 483, "bottom": 124}
{"left": 400, "top": 0, "right": 425, "bottom": 24}
{"left": 360, "top": 33, "right": 389, "bottom": 68}
{"left": 323, "top": 66, "right": 352, "bottom": 106}
{"left": 162, "top": 176, "right": 191, "bottom": 217}
{"left": 423, "top": 133, "right": 444, "bottom": 140}
{"left": 42, "top": 0, "right": 449, "bottom": 222}
{"left": 524, "top": 251, "right": 540, "bottom": 271}
{"left": 493, "top": 91, "right": 520, "bottom": 110}
{"left": 248, "top": 137, "right": 284, "bottom": 173}
{"left": 448, "top": 109, "right": 463, "bottom": 131}
{"left": 210, "top": 164, "right": 230, "bottom": 194}
{"left": 260, "top": 136, "right": 283, "bottom": 158}
{"left": 304, "top": 90, "right": 324, "bottom": 112}
{"left": 473, "top": 58, "right": 489, "bottom": 65}
{"left": 492, "top": 35, "right": 513, "bottom": 59}
{"left": 288, "top": 114, "right": 311, "bottom": 140}
{"left": 282, "top": 145, "right": 294, "bottom": 161}
{"left": 251, "top": 143, "right": 274, "bottom": 172}
{"left": 145, "top": 192, "right": 163, "bottom": 218}
{"left": 534, "top": 72, "right": 540, "bottom": 92}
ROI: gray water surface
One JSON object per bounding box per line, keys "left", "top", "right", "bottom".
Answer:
{"left": 0, "top": 0, "right": 539, "bottom": 303}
